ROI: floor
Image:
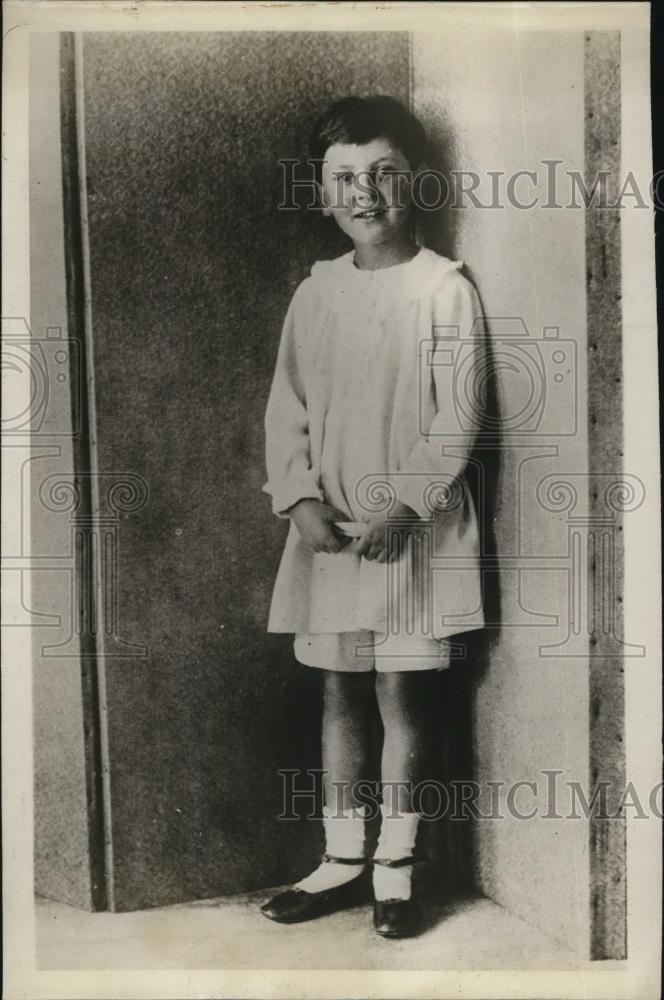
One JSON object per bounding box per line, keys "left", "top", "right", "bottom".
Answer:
{"left": 36, "top": 887, "right": 584, "bottom": 971}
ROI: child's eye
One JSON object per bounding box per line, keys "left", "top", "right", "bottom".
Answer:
{"left": 335, "top": 171, "right": 354, "bottom": 184}
{"left": 376, "top": 168, "right": 396, "bottom": 182}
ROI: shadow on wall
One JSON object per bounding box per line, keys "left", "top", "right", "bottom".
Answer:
{"left": 466, "top": 283, "right": 502, "bottom": 658}
{"left": 417, "top": 116, "right": 459, "bottom": 260}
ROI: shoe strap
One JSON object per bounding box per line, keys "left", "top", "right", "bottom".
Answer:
{"left": 372, "top": 854, "right": 424, "bottom": 868}
{"left": 322, "top": 852, "right": 367, "bottom": 865}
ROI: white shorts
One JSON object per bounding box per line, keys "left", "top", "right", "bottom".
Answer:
{"left": 293, "top": 630, "right": 453, "bottom": 673}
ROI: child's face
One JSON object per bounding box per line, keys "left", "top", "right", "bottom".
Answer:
{"left": 319, "top": 137, "right": 414, "bottom": 247}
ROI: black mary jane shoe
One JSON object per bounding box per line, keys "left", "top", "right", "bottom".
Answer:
{"left": 373, "top": 897, "right": 421, "bottom": 938}
{"left": 260, "top": 855, "right": 368, "bottom": 924}
{"left": 372, "top": 855, "right": 422, "bottom": 939}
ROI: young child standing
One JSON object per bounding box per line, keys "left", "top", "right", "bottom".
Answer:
{"left": 261, "top": 96, "right": 485, "bottom": 938}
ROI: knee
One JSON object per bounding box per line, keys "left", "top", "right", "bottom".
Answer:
{"left": 375, "top": 671, "right": 434, "bottom": 726}
{"left": 375, "top": 672, "right": 406, "bottom": 723}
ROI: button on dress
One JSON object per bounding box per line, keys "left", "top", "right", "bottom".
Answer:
{"left": 263, "top": 246, "right": 485, "bottom": 641}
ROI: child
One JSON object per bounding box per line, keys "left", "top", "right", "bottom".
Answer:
{"left": 261, "top": 96, "right": 485, "bottom": 938}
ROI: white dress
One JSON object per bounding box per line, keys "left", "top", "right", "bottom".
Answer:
{"left": 263, "top": 246, "right": 485, "bottom": 642}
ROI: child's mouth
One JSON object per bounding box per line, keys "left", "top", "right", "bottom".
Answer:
{"left": 354, "top": 208, "right": 386, "bottom": 221}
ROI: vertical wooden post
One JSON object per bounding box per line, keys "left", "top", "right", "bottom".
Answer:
{"left": 585, "top": 30, "right": 627, "bottom": 960}
{"left": 58, "top": 32, "right": 108, "bottom": 911}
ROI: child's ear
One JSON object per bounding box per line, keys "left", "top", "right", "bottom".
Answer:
{"left": 315, "top": 180, "right": 332, "bottom": 217}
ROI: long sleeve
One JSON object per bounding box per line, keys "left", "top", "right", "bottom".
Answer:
{"left": 394, "top": 272, "right": 486, "bottom": 519}
{"left": 263, "top": 279, "right": 324, "bottom": 517}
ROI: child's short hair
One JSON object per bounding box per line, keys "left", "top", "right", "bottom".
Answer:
{"left": 310, "top": 96, "right": 426, "bottom": 170}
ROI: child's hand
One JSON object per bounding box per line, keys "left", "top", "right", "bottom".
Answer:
{"left": 288, "top": 499, "right": 350, "bottom": 554}
{"left": 351, "top": 502, "right": 420, "bottom": 563}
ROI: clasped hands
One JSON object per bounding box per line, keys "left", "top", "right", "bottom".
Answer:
{"left": 287, "top": 498, "right": 419, "bottom": 563}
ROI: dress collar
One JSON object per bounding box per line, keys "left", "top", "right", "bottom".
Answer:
{"left": 310, "top": 246, "right": 463, "bottom": 299}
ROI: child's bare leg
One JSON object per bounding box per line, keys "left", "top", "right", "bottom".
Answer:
{"left": 260, "top": 671, "right": 375, "bottom": 920}
{"left": 322, "top": 671, "right": 376, "bottom": 811}
{"left": 373, "top": 670, "right": 437, "bottom": 902}
{"left": 290, "top": 671, "right": 375, "bottom": 894}
{"left": 375, "top": 671, "right": 436, "bottom": 809}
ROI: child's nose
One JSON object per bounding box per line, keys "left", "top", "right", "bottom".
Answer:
{"left": 352, "top": 181, "right": 379, "bottom": 207}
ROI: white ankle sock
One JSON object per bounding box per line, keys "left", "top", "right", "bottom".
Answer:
{"left": 295, "top": 804, "right": 368, "bottom": 893}
{"left": 372, "top": 806, "right": 420, "bottom": 901}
